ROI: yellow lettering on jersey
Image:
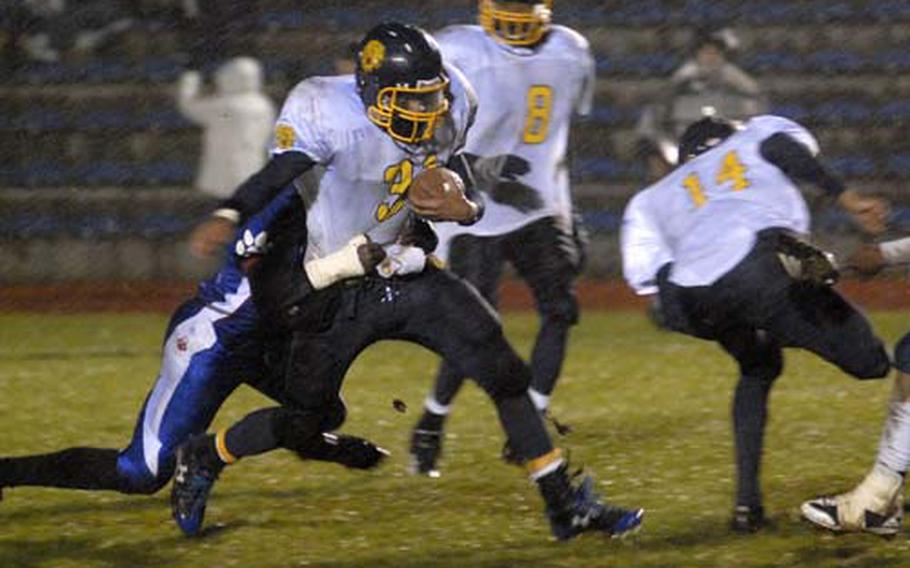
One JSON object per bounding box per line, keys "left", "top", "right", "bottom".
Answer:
{"left": 682, "top": 173, "right": 707, "bottom": 207}
{"left": 522, "top": 85, "right": 553, "bottom": 144}
{"left": 376, "top": 159, "right": 414, "bottom": 222}
{"left": 716, "top": 151, "right": 750, "bottom": 191}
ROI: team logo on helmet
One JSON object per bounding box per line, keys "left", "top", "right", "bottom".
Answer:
{"left": 360, "top": 40, "right": 386, "bottom": 73}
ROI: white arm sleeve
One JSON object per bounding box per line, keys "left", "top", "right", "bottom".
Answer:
{"left": 880, "top": 237, "right": 910, "bottom": 266}
{"left": 621, "top": 192, "right": 673, "bottom": 295}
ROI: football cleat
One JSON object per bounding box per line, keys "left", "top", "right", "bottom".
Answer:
{"left": 170, "top": 439, "right": 223, "bottom": 537}
{"left": 801, "top": 466, "right": 903, "bottom": 536}
{"left": 409, "top": 428, "right": 442, "bottom": 478}
{"left": 540, "top": 466, "right": 644, "bottom": 541}
{"left": 730, "top": 504, "right": 765, "bottom": 533}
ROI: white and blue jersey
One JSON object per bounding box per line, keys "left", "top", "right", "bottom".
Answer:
{"left": 115, "top": 187, "right": 298, "bottom": 491}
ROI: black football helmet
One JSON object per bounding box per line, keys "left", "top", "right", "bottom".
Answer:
{"left": 678, "top": 116, "right": 737, "bottom": 163}
{"left": 355, "top": 22, "right": 450, "bottom": 145}
{"left": 479, "top": 0, "right": 552, "bottom": 47}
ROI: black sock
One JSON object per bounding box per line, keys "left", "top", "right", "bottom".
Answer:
{"left": 0, "top": 448, "right": 123, "bottom": 491}
{"left": 732, "top": 374, "right": 773, "bottom": 508}
{"left": 495, "top": 394, "right": 553, "bottom": 461}
{"left": 416, "top": 410, "right": 446, "bottom": 432}
{"left": 219, "top": 407, "right": 286, "bottom": 463}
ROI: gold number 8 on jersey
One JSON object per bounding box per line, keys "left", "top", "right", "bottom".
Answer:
{"left": 523, "top": 85, "right": 553, "bottom": 144}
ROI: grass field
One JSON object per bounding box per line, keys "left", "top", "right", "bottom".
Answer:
{"left": 2, "top": 310, "right": 910, "bottom": 568}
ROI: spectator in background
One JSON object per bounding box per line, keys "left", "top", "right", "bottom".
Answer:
{"left": 176, "top": 57, "right": 275, "bottom": 199}
{"left": 636, "top": 28, "right": 767, "bottom": 182}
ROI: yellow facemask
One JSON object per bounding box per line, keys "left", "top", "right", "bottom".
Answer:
{"left": 479, "top": 0, "right": 553, "bottom": 47}
{"left": 366, "top": 77, "right": 451, "bottom": 144}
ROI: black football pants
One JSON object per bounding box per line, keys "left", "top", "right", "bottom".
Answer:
{"left": 657, "top": 228, "right": 890, "bottom": 509}
{"left": 261, "top": 268, "right": 554, "bottom": 462}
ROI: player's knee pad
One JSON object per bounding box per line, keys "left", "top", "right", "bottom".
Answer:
{"left": 894, "top": 332, "right": 910, "bottom": 374}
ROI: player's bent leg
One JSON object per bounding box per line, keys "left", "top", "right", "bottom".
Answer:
{"left": 768, "top": 283, "right": 890, "bottom": 380}
{"left": 507, "top": 217, "right": 581, "bottom": 412}
{"left": 398, "top": 270, "right": 644, "bottom": 539}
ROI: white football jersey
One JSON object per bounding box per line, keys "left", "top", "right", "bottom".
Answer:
{"left": 432, "top": 24, "right": 595, "bottom": 251}
{"left": 270, "top": 64, "right": 476, "bottom": 261}
{"left": 622, "top": 115, "right": 818, "bottom": 294}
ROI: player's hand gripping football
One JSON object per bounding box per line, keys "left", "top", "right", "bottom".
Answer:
{"left": 189, "top": 216, "right": 237, "bottom": 258}
{"left": 407, "top": 167, "right": 478, "bottom": 223}
{"left": 837, "top": 190, "right": 889, "bottom": 235}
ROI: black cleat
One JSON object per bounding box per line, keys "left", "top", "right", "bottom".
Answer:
{"left": 409, "top": 428, "right": 442, "bottom": 478}
{"left": 539, "top": 465, "right": 644, "bottom": 541}
{"left": 730, "top": 505, "right": 765, "bottom": 533}
{"left": 170, "top": 437, "right": 223, "bottom": 537}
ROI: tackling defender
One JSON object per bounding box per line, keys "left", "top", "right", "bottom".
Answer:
{"left": 802, "top": 238, "right": 910, "bottom": 536}
{"left": 0, "top": 187, "right": 386, "bottom": 502}
{"left": 409, "top": 0, "right": 597, "bottom": 476}
{"left": 621, "top": 114, "right": 890, "bottom": 531}
{"left": 176, "top": 22, "right": 643, "bottom": 540}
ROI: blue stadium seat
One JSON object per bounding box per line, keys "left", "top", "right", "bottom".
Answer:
{"left": 813, "top": 100, "right": 872, "bottom": 125}
{"left": 875, "top": 50, "right": 910, "bottom": 73}
{"left": 19, "top": 162, "right": 69, "bottom": 187}
{"left": 140, "top": 162, "right": 194, "bottom": 185}
{"left": 83, "top": 60, "right": 132, "bottom": 84}
{"left": 17, "top": 62, "right": 78, "bottom": 85}
{"left": 742, "top": 52, "right": 804, "bottom": 74}
{"left": 827, "top": 155, "right": 877, "bottom": 178}
{"left": 136, "top": 109, "right": 191, "bottom": 131}
{"left": 75, "top": 109, "right": 133, "bottom": 131}
{"left": 864, "top": 0, "right": 910, "bottom": 22}
{"left": 769, "top": 103, "right": 810, "bottom": 122}
{"left": 574, "top": 157, "right": 624, "bottom": 181}
{"left": 580, "top": 210, "right": 623, "bottom": 234}
{"left": 136, "top": 214, "right": 193, "bottom": 237}
{"left": 74, "top": 162, "right": 136, "bottom": 186}
{"left": 877, "top": 101, "right": 910, "bottom": 122}
{"left": 885, "top": 154, "right": 910, "bottom": 178}
{"left": 136, "top": 58, "right": 183, "bottom": 83}
{"left": 806, "top": 50, "right": 866, "bottom": 74}
{"left": 890, "top": 206, "right": 910, "bottom": 232}
{"left": 590, "top": 105, "right": 636, "bottom": 126}
{"left": 12, "top": 109, "right": 67, "bottom": 132}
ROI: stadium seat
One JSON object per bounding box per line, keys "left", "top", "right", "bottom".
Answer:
{"left": 827, "top": 155, "right": 877, "bottom": 178}
{"left": 813, "top": 100, "right": 873, "bottom": 125}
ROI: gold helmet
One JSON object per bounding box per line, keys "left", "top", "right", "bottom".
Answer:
{"left": 356, "top": 22, "right": 450, "bottom": 145}
{"left": 479, "top": 0, "right": 553, "bottom": 47}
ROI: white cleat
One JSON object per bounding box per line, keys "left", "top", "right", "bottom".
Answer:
{"left": 801, "top": 466, "right": 903, "bottom": 537}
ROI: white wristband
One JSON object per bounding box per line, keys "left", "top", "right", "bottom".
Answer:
{"left": 880, "top": 237, "right": 910, "bottom": 266}
{"left": 212, "top": 208, "right": 240, "bottom": 223}
{"left": 304, "top": 235, "right": 369, "bottom": 290}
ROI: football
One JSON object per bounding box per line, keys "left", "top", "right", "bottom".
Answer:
{"left": 407, "top": 167, "right": 465, "bottom": 210}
